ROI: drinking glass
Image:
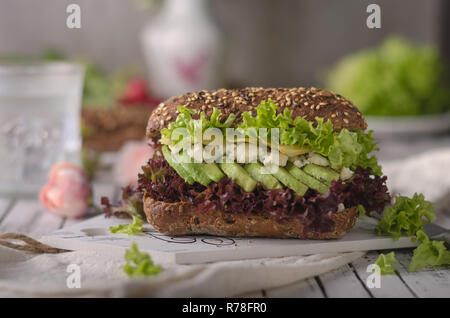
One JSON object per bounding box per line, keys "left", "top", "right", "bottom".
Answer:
{"left": 0, "top": 61, "right": 84, "bottom": 197}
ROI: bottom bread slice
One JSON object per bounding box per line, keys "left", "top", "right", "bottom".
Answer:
{"left": 143, "top": 195, "right": 359, "bottom": 239}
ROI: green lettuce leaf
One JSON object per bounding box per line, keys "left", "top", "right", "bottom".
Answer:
{"left": 325, "top": 36, "right": 450, "bottom": 116}
{"left": 123, "top": 242, "right": 162, "bottom": 278}
{"left": 375, "top": 193, "right": 449, "bottom": 273}
{"left": 375, "top": 252, "right": 399, "bottom": 275}
{"left": 160, "top": 100, "right": 381, "bottom": 174}
{"left": 409, "top": 230, "right": 450, "bottom": 272}
{"left": 239, "top": 99, "right": 381, "bottom": 174}
{"left": 110, "top": 215, "right": 144, "bottom": 235}
{"left": 376, "top": 193, "right": 436, "bottom": 240}
{"left": 161, "top": 106, "right": 235, "bottom": 144}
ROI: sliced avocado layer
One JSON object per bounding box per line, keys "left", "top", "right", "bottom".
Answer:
{"left": 286, "top": 162, "right": 329, "bottom": 194}
{"left": 303, "top": 163, "right": 339, "bottom": 185}
{"left": 161, "top": 146, "right": 195, "bottom": 184}
{"left": 268, "top": 165, "right": 308, "bottom": 196}
{"left": 177, "top": 151, "right": 212, "bottom": 186}
{"left": 219, "top": 162, "right": 257, "bottom": 192}
{"left": 244, "top": 162, "right": 282, "bottom": 190}
{"left": 203, "top": 163, "right": 225, "bottom": 182}
{"left": 163, "top": 139, "right": 341, "bottom": 197}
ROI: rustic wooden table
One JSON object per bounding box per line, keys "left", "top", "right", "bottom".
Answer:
{"left": 1, "top": 177, "right": 449, "bottom": 298}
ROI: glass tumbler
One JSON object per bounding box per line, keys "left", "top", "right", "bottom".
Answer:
{"left": 0, "top": 62, "right": 84, "bottom": 197}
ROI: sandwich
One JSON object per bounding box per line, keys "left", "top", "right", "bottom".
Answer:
{"left": 138, "top": 87, "right": 391, "bottom": 239}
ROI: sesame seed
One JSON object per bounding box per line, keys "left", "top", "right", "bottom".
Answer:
{"left": 331, "top": 114, "right": 336, "bottom": 118}
{"left": 344, "top": 111, "right": 349, "bottom": 116}
{"left": 343, "top": 118, "right": 349, "bottom": 124}
{"left": 304, "top": 102, "right": 309, "bottom": 106}
{"left": 160, "top": 120, "right": 164, "bottom": 126}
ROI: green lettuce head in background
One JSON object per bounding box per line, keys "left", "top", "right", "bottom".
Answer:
{"left": 324, "top": 36, "right": 450, "bottom": 116}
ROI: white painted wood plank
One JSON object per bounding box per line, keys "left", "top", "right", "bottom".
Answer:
{"left": 237, "top": 290, "right": 265, "bottom": 298}
{"left": 351, "top": 251, "right": 415, "bottom": 298}
{"left": 265, "top": 278, "right": 324, "bottom": 298}
{"left": 318, "top": 264, "right": 371, "bottom": 298}
{"left": 0, "top": 200, "right": 63, "bottom": 237}
{"left": 394, "top": 249, "right": 450, "bottom": 298}
{"left": 0, "top": 198, "right": 12, "bottom": 220}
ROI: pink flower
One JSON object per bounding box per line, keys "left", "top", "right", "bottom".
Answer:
{"left": 39, "top": 162, "right": 92, "bottom": 219}
{"left": 113, "top": 141, "right": 154, "bottom": 187}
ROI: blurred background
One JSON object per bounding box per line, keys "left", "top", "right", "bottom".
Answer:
{"left": 0, "top": 0, "right": 449, "bottom": 214}
{"left": 1, "top": 0, "right": 448, "bottom": 88}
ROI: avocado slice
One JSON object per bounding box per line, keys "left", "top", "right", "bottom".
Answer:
{"left": 177, "top": 151, "right": 212, "bottom": 186}
{"left": 303, "top": 163, "right": 339, "bottom": 185}
{"left": 161, "top": 146, "right": 195, "bottom": 184}
{"left": 219, "top": 162, "right": 257, "bottom": 192}
{"left": 286, "top": 162, "right": 329, "bottom": 194}
{"left": 203, "top": 162, "right": 225, "bottom": 182}
{"left": 277, "top": 144, "right": 311, "bottom": 156}
{"left": 244, "top": 162, "right": 282, "bottom": 190}
{"left": 268, "top": 165, "right": 308, "bottom": 196}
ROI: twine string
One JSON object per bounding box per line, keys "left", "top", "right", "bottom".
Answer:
{"left": 0, "top": 233, "right": 71, "bottom": 254}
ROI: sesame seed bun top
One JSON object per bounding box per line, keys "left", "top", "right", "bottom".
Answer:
{"left": 146, "top": 87, "right": 367, "bottom": 141}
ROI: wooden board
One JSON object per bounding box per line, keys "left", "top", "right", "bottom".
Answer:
{"left": 39, "top": 215, "right": 445, "bottom": 265}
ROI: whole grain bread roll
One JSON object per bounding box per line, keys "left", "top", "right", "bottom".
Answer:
{"left": 146, "top": 87, "right": 367, "bottom": 142}
{"left": 144, "top": 196, "right": 359, "bottom": 239}
{"left": 143, "top": 87, "right": 366, "bottom": 239}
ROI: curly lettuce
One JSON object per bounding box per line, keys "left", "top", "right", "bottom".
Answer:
{"left": 325, "top": 36, "right": 450, "bottom": 116}
{"left": 123, "top": 243, "right": 162, "bottom": 278}
{"left": 376, "top": 193, "right": 450, "bottom": 272}
{"left": 161, "top": 99, "right": 381, "bottom": 175}
{"left": 375, "top": 252, "right": 398, "bottom": 275}
{"left": 161, "top": 106, "right": 236, "bottom": 144}
{"left": 239, "top": 99, "right": 381, "bottom": 174}
{"left": 376, "top": 193, "right": 436, "bottom": 240}
{"left": 409, "top": 230, "right": 450, "bottom": 272}
{"left": 110, "top": 215, "right": 144, "bottom": 235}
